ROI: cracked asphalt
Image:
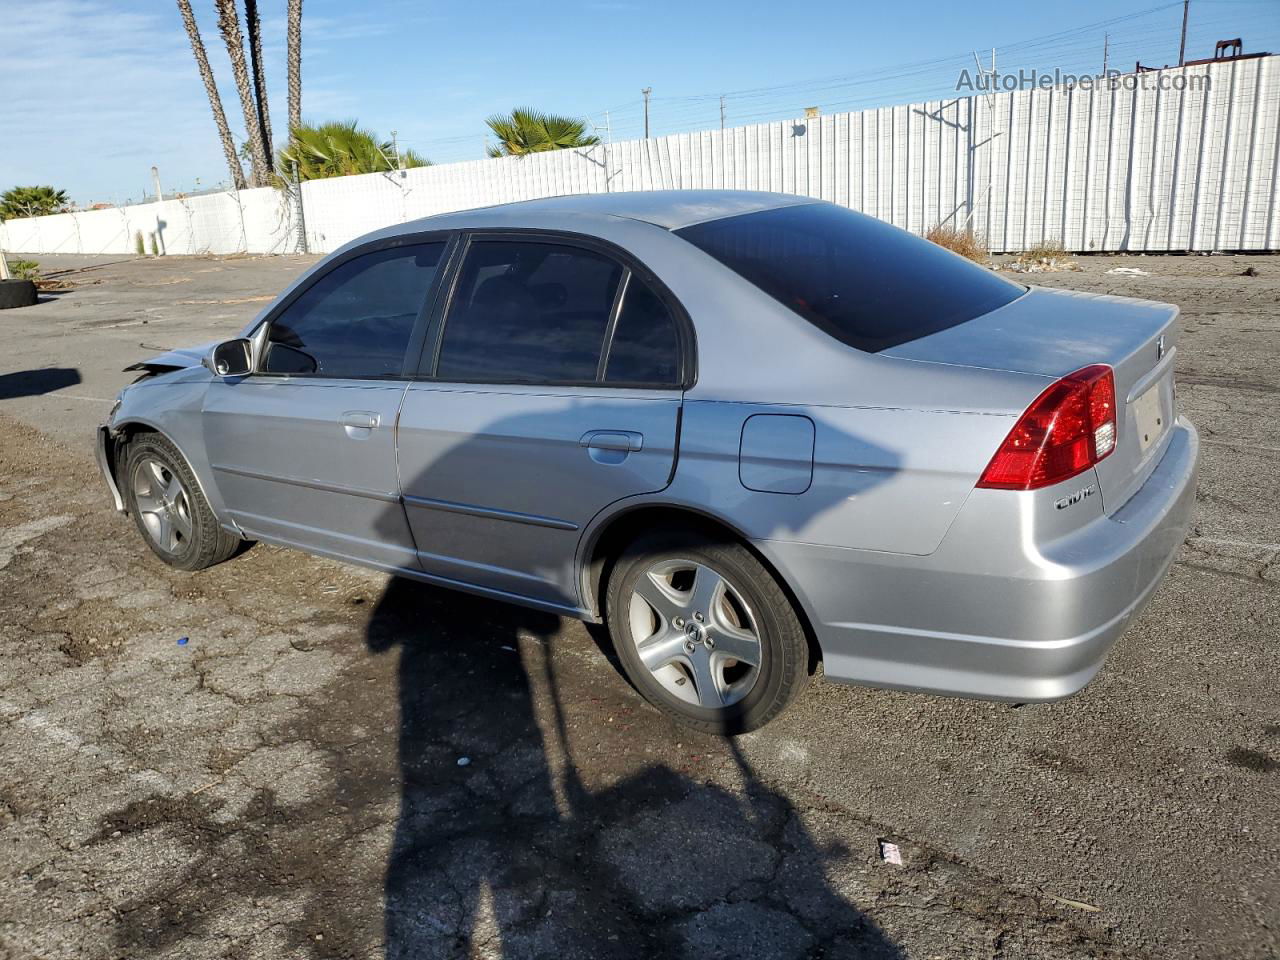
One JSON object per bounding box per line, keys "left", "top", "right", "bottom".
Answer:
{"left": 0, "top": 251, "right": 1277, "bottom": 960}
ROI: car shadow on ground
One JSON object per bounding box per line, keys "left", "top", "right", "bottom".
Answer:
{"left": 0, "top": 366, "right": 81, "bottom": 400}
{"left": 366, "top": 576, "right": 903, "bottom": 959}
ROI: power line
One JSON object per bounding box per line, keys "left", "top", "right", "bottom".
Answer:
{"left": 394, "top": 1, "right": 1268, "bottom": 161}
{"left": 628, "top": 11, "right": 1248, "bottom": 133}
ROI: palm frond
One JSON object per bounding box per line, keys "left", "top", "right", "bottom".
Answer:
{"left": 1, "top": 186, "right": 69, "bottom": 220}
{"left": 275, "top": 120, "right": 428, "bottom": 180}
{"left": 485, "top": 107, "right": 597, "bottom": 157}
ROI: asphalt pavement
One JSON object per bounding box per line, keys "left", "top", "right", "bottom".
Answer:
{"left": 0, "top": 251, "right": 1276, "bottom": 959}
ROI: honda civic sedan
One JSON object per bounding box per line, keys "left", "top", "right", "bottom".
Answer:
{"left": 97, "top": 191, "right": 1199, "bottom": 733}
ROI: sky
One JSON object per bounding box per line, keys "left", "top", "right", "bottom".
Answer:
{"left": 2, "top": 0, "right": 1278, "bottom": 206}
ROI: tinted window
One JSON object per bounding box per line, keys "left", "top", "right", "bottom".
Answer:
{"left": 265, "top": 243, "right": 444, "bottom": 377}
{"left": 437, "top": 241, "right": 623, "bottom": 382}
{"left": 676, "top": 203, "right": 1024, "bottom": 352}
{"left": 604, "top": 277, "right": 680, "bottom": 385}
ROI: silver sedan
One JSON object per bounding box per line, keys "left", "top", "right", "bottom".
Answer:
{"left": 97, "top": 191, "right": 1199, "bottom": 733}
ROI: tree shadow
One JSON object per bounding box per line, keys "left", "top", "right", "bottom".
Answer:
{"left": 367, "top": 575, "right": 904, "bottom": 959}
{"left": 0, "top": 367, "right": 81, "bottom": 400}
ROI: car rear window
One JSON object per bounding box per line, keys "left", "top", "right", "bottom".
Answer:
{"left": 675, "top": 202, "right": 1024, "bottom": 352}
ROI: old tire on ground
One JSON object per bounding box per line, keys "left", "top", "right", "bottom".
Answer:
{"left": 606, "top": 531, "right": 810, "bottom": 735}
{"left": 123, "top": 431, "right": 240, "bottom": 571}
{"left": 0, "top": 279, "right": 38, "bottom": 310}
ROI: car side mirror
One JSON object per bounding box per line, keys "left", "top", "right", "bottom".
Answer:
{"left": 206, "top": 338, "right": 252, "bottom": 378}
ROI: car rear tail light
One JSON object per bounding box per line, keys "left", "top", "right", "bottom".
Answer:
{"left": 977, "top": 364, "right": 1117, "bottom": 491}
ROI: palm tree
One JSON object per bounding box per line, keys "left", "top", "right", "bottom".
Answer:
{"left": 215, "top": 0, "right": 269, "bottom": 186}
{"left": 287, "top": 0, "right": 303, "bottom": 134}
{"left": 0, "top": 186, "right": 70, "bottom": 220}
{"left": 244, "top": 0, "right": 273, "bottom": 176}
{"left": 279, "top": 121, "right": 429, "bottom": 181}
{"left": 175, "top": 0, "right": 245, "bottom": 189}
{"left": 485, "top": 108, "right": 599, "bottom": 158}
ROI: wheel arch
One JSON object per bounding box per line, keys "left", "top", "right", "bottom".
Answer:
{"left": 107, "top": 418, "right": 226, "bottom": 528}
{"left": 579, "top": 502, "right": 824, "bottom": 673}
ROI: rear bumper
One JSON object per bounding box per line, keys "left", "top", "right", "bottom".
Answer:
{"left": 766, "top": 418, "right": 1200, "bottom": 702}
{"left": 96, "top": 425, "right": 126, "bottom": 513}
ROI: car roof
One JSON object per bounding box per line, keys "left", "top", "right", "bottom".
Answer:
{"left": 390, "top": 190, "right": 815, "bottom": 234}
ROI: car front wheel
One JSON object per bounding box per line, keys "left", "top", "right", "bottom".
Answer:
{"left": 123, "top": 432, "right": 240, "bottom": 571}
{"left": 606, "top": 532, "right": 810, "bottom": 734}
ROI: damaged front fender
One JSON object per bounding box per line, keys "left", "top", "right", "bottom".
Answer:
{"left": 123, "top": 342, "right": 215, "bottom": 377}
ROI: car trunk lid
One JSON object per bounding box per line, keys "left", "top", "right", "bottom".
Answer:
{"left": 883, "top": 286, "right": 1178, "bottom": 514}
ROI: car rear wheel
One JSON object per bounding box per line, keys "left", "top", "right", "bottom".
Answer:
{"left": 606, "top": 532, "right": 810, "bottom": 734}
{"left": 123, "top": 432, "right": 240, "bottom": 571}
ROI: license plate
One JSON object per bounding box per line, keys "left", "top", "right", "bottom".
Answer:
{"left": 1133, "top": 383, "right": 1168, "bottom": 454}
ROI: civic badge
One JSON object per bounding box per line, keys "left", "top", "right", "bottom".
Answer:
{"left": 1156, "top": 334, "right": 1166, "bottom": 360}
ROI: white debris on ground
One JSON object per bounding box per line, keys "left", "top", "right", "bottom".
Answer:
{"left": 1001, "top": 256, "right": 1081, "bottom": 274}
{"left": 879, "top": 840, "right": 904, "bottom": 865}
{"left": 1106, "top": 267, "right": 1151, "bottom": 276}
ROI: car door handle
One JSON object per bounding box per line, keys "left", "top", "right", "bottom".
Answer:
{"left": 580, "top": 430, "right": 643, "bottom": 452}
{"left": 340, "top": 411, "right": 380, "bottom": 430}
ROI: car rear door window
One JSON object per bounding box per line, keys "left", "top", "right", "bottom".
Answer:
{"left": 436, "top": 241, "right": 623, "bottom": 383}
{"left": 675, "top": 202, "right": 1024, "bottom": 352}
{"left": 604, "top": 276, "right": 680, "bottom": 386}
{"left": 264, "top": 243, "right": 445, "bottom": 377}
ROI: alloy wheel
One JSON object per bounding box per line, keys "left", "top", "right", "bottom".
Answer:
{"left": 627, "top": 558, "right": 763, "bottom": 709}
{"left": 131, "top": 457, "right": 193, "bottom": 553}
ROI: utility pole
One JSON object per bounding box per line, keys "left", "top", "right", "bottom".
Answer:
{"left": 1178, "top": 0, "right": 1190, "bottom": 66}
{"left": 642, "top": 86, "right": 652, "bottom": 138}
{"left": 391, "top": 130, "right": 401, "bottom": 171}
{"left": 720, "top": 95, "right": 726, "bottom": 131}
{"left": 1102, "top": 33, "right": 1110, "bottom": 76}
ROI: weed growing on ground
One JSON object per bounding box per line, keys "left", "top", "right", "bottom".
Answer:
{"left": 926, "top": 225, "right": 990, "bottom": 264}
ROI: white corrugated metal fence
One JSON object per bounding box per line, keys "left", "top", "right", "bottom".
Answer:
{"left": 4, "top": 57, "right": 1278, "bottom": 256}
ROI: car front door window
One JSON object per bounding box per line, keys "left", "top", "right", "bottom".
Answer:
{"left": 265, "top": 243, "right": 446, "bottom": 378}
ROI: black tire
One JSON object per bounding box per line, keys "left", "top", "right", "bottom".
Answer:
{"left": 606, "top": 531, "right": 810, "bottom": 735}
{"left": 0, "top": 279, "right": 38, "bottom": 310}
{"left": 122, "top": 432, "right": 240, "bottom": 571}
